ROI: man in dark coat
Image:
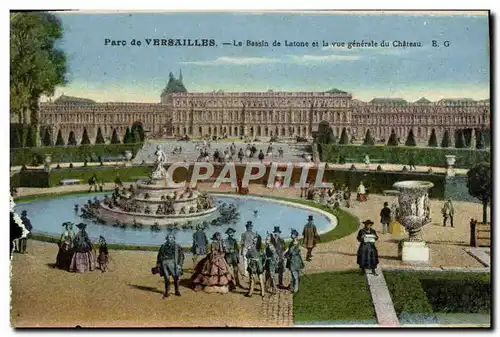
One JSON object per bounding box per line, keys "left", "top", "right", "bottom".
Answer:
{"left": 157, "top": 232, "right": 185, "bottom": 298}
{"left": 302, "top": 215, "right": 320, "bottom": 261}
{"left": 19, "top": 210, "right": 33, "bottom": 254}
{"left": 224, "top": 227, "right": 241, "bottom": 288}
{"left": 270, "top": 226, "right": 286, "bottom": 288}
{"left": 191, "top": 222, "right": 208, "bottom": 267}
{"left": 245, "top": 236, "right": 266, "bottom": 298}
{"left": 379, "top": 202, "right": 391, "bottom": 235}
{"left": 356, "top": 220, "right": 379, "bottom": 276}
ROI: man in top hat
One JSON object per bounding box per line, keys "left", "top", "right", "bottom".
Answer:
{"left": 379, "top": 202, "right": 391, "bottom": 235}
{"left": 157, "top": 231, "right": 185, "bottom": 298}
{"left": 224, "top": 227, "right": 241, "bottom": 288}
{"left": 285, "top": 229, "right": 304, "bottom": 293}
{"left": 240, "top": 221, "right": 257, "bottom": 277}
{"left": 18, "top": 210, "right": 33, "bottom": 254}
{"left": 302, "top": 215, "right": 320, "bottom": 262}
{"left": 356, "top": 220, "right": 379, "bottom": 276}
{"left": 270, "top": 226, "right": 286, "bottom": 288}
{"left": 191, "top": 222, "right": 208, "bottom": 268}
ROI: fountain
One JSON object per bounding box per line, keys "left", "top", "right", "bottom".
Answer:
{"left": 393, "top": 180, "right": 434, "bottom": 263}
{"left": 96, "top": 145, "right": 218, "bottom": 226}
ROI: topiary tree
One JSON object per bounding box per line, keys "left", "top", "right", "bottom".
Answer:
{"left": 387, "top": 129, "right": 398, "bottom": 146}
{"left": 440, "top": 130, "right": 451, "bottom": 148}
{"left": 339, "top": 127, "right": 349, "bottom": 145}
{"left": 467, "top": 162, "right": 491, "bottom": 224}
{"left": 405, "top": 129, "right": 417, "bottom": 147}
{"left": 67, "top": 131, "right": 77, "bottom": 146}
{"left": 111, "top": 128, "right": 120, "bottom": 144}
{"left": 131, "top": 121, "right": 145, "bottom": 142}
{"left": 80, "top": 127, "right": 91, "bottom": 145}
{"left": 362, "top": 129, "right": 375, "bottom": 146}
{"left": 454, "top": 129, "right": 466, "bottom": 148}
{"left": 123, "top": 127, "right": 131, "bottom": 144}
{"left": 315, "top": 121, "right": 334, "bottom": 144}
{"left": 95, "top": 127, "right": 105, "bottom": 145}
{"left": 427, "top": 129, "right": 438, "bottom": 147}
{"left": 42, "top": 128, "right": 52, "bottom": 146}
{"left": 475, "top": 129, "right": 485, "bottom": 149}
{"left": 55, "top": 129, "right": 65, "bottom": 146}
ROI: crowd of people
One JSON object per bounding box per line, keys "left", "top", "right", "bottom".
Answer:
{"left": 154, "top": 215, "right": 320, "bottom": 298}
{"left": 53, "top": 222, "right": 109, "bottom": 273}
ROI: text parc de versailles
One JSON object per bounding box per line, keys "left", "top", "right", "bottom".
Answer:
{"left": 104, "top": 37, "right": 423, "bottom": 48}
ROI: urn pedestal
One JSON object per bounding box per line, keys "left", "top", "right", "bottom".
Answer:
{"left": 445, "top": 155, "right": 456, "bottom": 178}
{"left": 393, "top": 180, "right": 434, "bottom": 263}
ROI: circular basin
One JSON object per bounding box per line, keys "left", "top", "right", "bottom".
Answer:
{"left": 15, "top": 193, "right": 337, "bottom": 247}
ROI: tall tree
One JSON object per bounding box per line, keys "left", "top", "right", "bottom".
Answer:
{"left": 467, "top": 162, "right": 491, "bottom": 224}
{"left": 95, "top": 127, "right": 105, "bottom": 144}
{"left": 67, "top": 131, "right": 77, "bottom": 146}
{"left": 440, "top": 130, "right": 451, "bottom": 148}
{"left": 363, "top": 129, "right": 375, "bottom": 146}
{"left": 131, "top": 121, "right": 145, "bottom": 142}
{"left": 405, "top": 129, "right": 417, "bottom": 147}
{"left": 454, "top": 129, "right": 466, "bottom": 148}
{"left": 10, "top": 13, "right": 68, "bottom": 146}
{"left": 55, "top": 129, "right": 64, "bottom": 146}
{"left": 42, "top": 128, "right": 52, "bottom": 146}
{"left": 123, "top": 127, "right": 131, "bottom": 144}
{"left": 111, "top": 128, "right": 120, "bottom": 144}
{"left": 427, "top": 129, "right": 438, "bottom": 147}
{"left": 387, "top": 129, "right": 398, "bottom": 146}
{"left": 80, "top": 127, "right": 91, "bottom": 145}
{"left": 339, "top": 127, "right": 349, "bottom": 145}
{"left": 24, "top": 125, "right": 35, "bottom": 148}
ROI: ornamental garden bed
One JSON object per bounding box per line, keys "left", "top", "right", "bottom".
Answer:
{"left": 384, "top": 271, "right": 491, "bottom": 325}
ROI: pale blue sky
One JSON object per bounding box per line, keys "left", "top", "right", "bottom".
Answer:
{"left": 48, "top": 11, "right": 490, "bottom": 102}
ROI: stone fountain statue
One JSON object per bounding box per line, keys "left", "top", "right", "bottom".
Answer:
{"left": 151, "top": 145, "right": 168, "bottom": 181}
{"left": 393, "top": 180, "right": 434, "bottom": 263}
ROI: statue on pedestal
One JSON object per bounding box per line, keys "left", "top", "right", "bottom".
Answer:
{"left": 151, "top": 145, "right": 168, "bottom": 181}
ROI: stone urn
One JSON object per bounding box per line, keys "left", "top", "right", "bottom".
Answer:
{"left": 43, "top": 154, "right": 52, "bottom": 171}
{"left": 124, "top": 150, "right": 133, "bottom": 166}
{"left": 445, "top": 155, "right": 456, "bottom": 177}
{"left": 393, "top": 180, "right": 434, "bottom": 263}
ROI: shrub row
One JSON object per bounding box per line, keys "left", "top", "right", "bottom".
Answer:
{"left": 12, "top": 163, "right": 447, "bottom": 199}
{"left": 10, "top": 143, "right": 144, "bottom": 166}
{"left": 319, "top": 144, "right": 490, "bottom": 169}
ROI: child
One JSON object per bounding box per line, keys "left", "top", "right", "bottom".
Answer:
{"left": 97, "top": 236, "right": 109, "bottom": 272}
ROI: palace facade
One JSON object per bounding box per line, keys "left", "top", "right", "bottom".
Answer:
{"left": 30, "top": 73, "right": 490, "bottom": 144}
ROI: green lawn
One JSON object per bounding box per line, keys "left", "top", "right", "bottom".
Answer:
{"left": 384, "top": 271, "right": 491, "bottom": 317}
{"left": 293, "top": 270, "right": 376, "bottom": 323}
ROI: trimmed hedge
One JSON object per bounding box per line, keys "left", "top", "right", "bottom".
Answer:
{"left": 12, "top": 164, "right": 447, "bottom": 199}
{"left": 10, "top": 143, "right": 143, "bottom": 166}
{"left": 385, "top": 271, "right": 491, "bottom": 317}
{"left": 319, "top": 144, "right": 490, "bottom": 169}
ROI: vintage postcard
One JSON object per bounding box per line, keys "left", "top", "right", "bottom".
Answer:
{"left": 9, "top": 10, "right": 491, "bottom": 328}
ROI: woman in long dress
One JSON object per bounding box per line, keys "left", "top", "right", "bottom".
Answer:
{"left": 356, "top": 220, "right": 379, "bottom": 275}
{"left": 55, "top": 222, "right": 75, "bottom": 270}
{"left": 69, "top": 223, "right": 96, "bottom": 273}
{"left": 192, "top": 232, "right": 236, "bottom": 294}
{"left": 356, "top": 181, "right": 367, "bottom": 202}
